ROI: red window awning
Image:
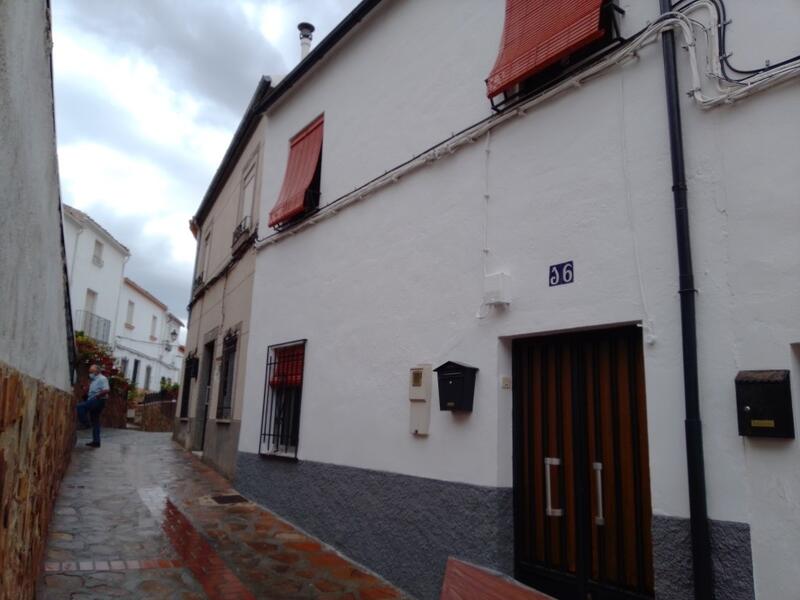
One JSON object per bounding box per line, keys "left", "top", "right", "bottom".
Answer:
{"left": 268, "top": 115, "right": 324, "bottom": 228}
{"left": 486, "top": 0, "right": 604, "bottom": 98}
{"left": 269, "top": 345, "right": 305, "bottom": 387}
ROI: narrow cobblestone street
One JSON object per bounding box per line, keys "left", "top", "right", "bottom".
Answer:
{"left": 37, "top": 429, "right": 409, "bottom": 600}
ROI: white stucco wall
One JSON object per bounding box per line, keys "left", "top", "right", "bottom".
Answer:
{"left": 115, "top": 282, "right": 180, "bottom": 391}
{"left": 62, "top": 210, "right": 128, "bottom": 341}
{"left": 239, "top": 1, "right": 800, "bottom": 597}
{"left": 0, "top": 0, "right": 72, "bottom": 391}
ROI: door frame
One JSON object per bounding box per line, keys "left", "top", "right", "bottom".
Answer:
{"left": 511, "top": 323, "right": 653, "bottom": 600}
{"left": 195, "top": 339, "right": 215, "bottom": 451}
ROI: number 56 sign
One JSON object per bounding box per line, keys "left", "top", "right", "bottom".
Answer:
{"left": 549, "top": 261, "right": 574, "bottom": 287}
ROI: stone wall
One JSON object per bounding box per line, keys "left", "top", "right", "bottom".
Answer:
{"left": 0, "top": 361, "right": 75, "bottom": 600}
{"left": 141, "top": 400, "right": 177, "bottom": 432}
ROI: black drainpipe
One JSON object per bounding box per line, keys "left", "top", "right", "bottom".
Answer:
{"left": 658, "top": 1, "right": 714, "bottom": 598}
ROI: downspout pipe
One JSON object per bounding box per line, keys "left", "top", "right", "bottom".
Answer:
{"left": 658, "top": 1, "right": 714, "bottom": 598}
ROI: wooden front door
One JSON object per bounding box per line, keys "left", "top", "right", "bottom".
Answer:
{"left": 512, "top": 326, "right": 653, "bottom": 600}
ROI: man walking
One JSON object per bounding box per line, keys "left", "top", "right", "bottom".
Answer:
{"left": 77, "top": 364, "right": 110, "bottom": 448}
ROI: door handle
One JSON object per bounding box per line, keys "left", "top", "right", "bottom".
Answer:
{"left": 593, "top": 462, "right": 605, "bottom": 526}
{"left": 544, "top": 457, "right": 564, "bottom": 517}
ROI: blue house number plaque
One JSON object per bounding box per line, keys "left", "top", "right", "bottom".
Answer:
{"left": 549, "top": 261, "right": 574, "bottom": 287}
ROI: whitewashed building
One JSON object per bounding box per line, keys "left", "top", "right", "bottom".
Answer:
{"left": 227, "top": 1, "right": 799, "bottom": 599}
{"left": 174, "top": 78, "right": 270, "bottom": 478}
{"left": 62, "top": 205, "right": 130, "bottom": 345}
{"left": 115, "top": 278, "right": 184, "bottom": 392}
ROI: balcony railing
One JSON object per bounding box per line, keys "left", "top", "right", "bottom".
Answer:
{"left": 75, "top": 310, "right": 111, "bottom": 344}
{"left": 231, "top": 215, "right": 252, "bottom": 249}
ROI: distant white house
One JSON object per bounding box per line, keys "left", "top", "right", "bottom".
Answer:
{"left": 115, "top": 278, "right": 185, "bottom": 392}
{"left": 62, "top": 204, "right": 129, "bottom": 345}
{"left": 62, "top": 204, "right": 185, "bottom": 391}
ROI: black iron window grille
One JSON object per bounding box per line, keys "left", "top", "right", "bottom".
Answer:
{"left": 216, "top": 331, "right": 238, "bottom": 420}
{"left": 259, "top": 340, "right": 306, "bottom": 458}
{"left": 231, "top": 215, "right": 252, "bottom": 248}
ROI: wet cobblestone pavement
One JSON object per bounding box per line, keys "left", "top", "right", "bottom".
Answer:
{"left": 37, "top": 429, "right": 410, "bottom": 599}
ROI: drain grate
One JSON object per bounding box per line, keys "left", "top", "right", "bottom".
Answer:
{"left": 210, "top": 494, "right": 248, "bottom": 505}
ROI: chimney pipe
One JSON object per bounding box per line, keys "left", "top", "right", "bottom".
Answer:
{"left": 298, "top": 22, "right": 315, "bottom": 59}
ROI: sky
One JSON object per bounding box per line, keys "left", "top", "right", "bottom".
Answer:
{"left": 52, "top": 0, "right": 360, "bottom": 324}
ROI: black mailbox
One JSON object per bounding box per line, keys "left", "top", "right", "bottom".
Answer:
{"left": 735, "top": 370, "right": 794, "bottom": 438}
{"left": 435, "top": 361, "right": 478, "bottom": 412}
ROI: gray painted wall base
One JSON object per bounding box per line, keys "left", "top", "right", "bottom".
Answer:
{"left": 234, "top": 454, "right": 755, "bottom": 600}
{"left": 172, "top": 418, "right": 192, "bottom": 448}
{"left": 201, "top": 420, "right": 241, "bottom": 479}
{"left": 235, "top": 452, "right": 513, "bottom": 600}
{"left": 652, "top": 515, "right": 754, "bottom": 600}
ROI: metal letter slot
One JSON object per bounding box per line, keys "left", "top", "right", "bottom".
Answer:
{"left": 544, "top": 457, "right": 564, "bottom": 517}
{"left": 593, "top": 462, "right": 605, "bottom": 526}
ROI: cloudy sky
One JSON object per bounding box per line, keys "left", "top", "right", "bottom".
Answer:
{"left": 52, "top": 0, "right": 360, "bottom": 323}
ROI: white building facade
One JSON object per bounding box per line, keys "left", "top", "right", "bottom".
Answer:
{"left": 115, "top": 278, "right": 184, "bottom": 392}
{"left": 62, "top": 205, "right": 129, "bottom": 345}
{"left": 232, "top": 1, "right": 800, "bottom": 599}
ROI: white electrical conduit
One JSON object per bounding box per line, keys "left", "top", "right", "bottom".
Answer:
{"left": 256, "top": 8, "right": 800, "bottom": 250}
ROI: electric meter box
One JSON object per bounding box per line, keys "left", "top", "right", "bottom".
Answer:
{"left": 409, "top": 364, "right": 432, "bottom": 435}
{"left": 735, "top": 370, "right": 794, "bottom": 438}
{"left": 483, "top": 272, "right": 511, "bottom": 306}
{"left": 435, "top": 361, "right": 478, "bottom": 412}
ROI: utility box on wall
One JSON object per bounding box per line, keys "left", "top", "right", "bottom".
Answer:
{"left": 435, "top": 361, "right": 478, "bottom": 412}
{"left": 409, "top": 364, "right": 432, "bottom": 435}
{"left": 735, "top": 370, "right": 794, "bottom": 438}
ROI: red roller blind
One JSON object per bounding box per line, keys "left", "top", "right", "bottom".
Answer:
{"left": 486, "top": 0, "right": 604, "bottom": 98}
{"left": 269, "top": 345, "right": 305, "bottom": 387}
{"left": 268, "top": 115, "right": 324, "bottom": 228}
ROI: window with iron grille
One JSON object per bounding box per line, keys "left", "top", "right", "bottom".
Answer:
{"left": 259, "top": 340, "right": 306, "bottom": 458}
{"left": 216, "top": 332, "right": 238, "bottom": 420}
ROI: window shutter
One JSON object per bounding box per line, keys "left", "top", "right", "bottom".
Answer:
{"left": 269, "top": 345, "right": 305, "bottom": 387}
{"left": 486, "top": 0, "right": 605, "bottom": 98}
{"left": 268, "top": 115, "right": 324, "bottom": 228}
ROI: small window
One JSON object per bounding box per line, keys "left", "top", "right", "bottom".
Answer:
{"left": 144, "top": 365, "right": 152, "bottom": 390}
{"left": 268, "top": 115, "right": 323, "bottom": 229}
{"left": 202, "top": 229, "right": 212, "bottom": 278}
{"left": 84, "top": 289, "right": 97, "bottom": 314}
{"left": 119, "top": 357, "right": 129, "bottom": 378}
{"left": 241, "top": 164, "right": 257, "bottom": 224}
{"left": 132, "top": 359, "right": 140, "bottom": 386}
{"left": 126, "top": 301, "right": 135, "bottom": 327}
{"left": 92, "top": 240, "right": 104, "bottom": 266}
{"left": 216, "top": 332, "right": 238, "bottom": 420}
{"left": 150, "top": 315, "right": 158, "bottom": 340}
{"left": 259, "top": 340, "right": 306, "bottom": 457}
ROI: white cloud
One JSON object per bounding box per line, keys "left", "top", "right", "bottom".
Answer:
{"left": 53, "top": 31, "right": 232, "bottom": 170}
{"left": 59, "top": 141, "right": 196, "bottom": 267}
{"left": 51, "top": 0, "right": 362, "bottom": 317}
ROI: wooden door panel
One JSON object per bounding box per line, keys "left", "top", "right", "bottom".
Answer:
{"left": 514, "top": 326, "right": 654, "bottom": 599}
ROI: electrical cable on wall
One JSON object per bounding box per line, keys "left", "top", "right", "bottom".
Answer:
{"left": 476, "top": 130, "right": 493, "bottom": 320}
{"left": 254, "top": 3, "right": 800, "bottom": 250}
{"left": 618, "top": 74, "right": 656, "bottom": 344}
